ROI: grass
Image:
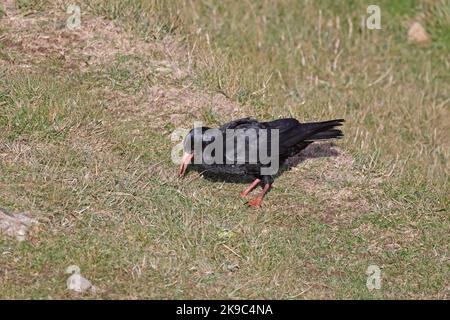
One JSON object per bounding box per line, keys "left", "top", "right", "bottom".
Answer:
{"left": 0, "top": 0, "right": 448, "bottom": 299}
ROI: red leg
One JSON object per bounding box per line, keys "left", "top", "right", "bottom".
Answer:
{"left": 248, "top": 183, "right": 271, "bottom": 207}
{"left": 240, "top": 178, "right": 261, "bottom": 198}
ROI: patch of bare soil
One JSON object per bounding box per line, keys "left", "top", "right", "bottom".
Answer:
{"left": 0, "top": 5, "right": 185, "bottom": 73}
{"left": 139, "top": 86, "right": 242, "bottom": 126}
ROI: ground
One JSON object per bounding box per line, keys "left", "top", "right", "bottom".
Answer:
{"left": 0, "top": 0, "right": 448, "bottom": 299}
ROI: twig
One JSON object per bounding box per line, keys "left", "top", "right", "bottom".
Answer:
{"left": 368, "top": 67, "right": 392, "bottom": 87}
{"left": 222, "top": 243, "right": 243, "bottom": 259}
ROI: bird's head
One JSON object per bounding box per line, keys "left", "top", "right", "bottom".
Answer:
{"left": 179, "top": 126, "right": 215, "bottom": 177}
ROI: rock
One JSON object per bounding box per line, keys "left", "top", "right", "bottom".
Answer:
{"left": 67, "top": 274, "right": 94, "bottom": 293}
{"left": 66, "top": 265, "right": 96, "bottom": 294}
{"left": 0, "top": 208, "right": 38, "bottom": 242}
{"left": 408, "top": 22, "right": 430, "bottom": 44}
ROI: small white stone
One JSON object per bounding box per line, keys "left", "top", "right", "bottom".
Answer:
{"left": 408, "top": 22, "right": 429, "bottom": 44}
{"left": 67, "top": 274, "right": 93, "bottom": 293}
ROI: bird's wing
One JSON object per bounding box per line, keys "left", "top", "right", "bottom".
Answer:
{"left": 262, "top": 118, "right": 306, "bottom": 154}
{"left": 219, "top": 118, "right": 268, "bottom": 164}
{"left": 219, "top": 118, "right": 260, "bottom": 131}
{"left": 262, "top": 118, "right": 300, "bottom": 134}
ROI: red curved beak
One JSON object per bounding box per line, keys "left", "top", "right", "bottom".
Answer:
{"left": 179, "top": 152, "right": 194, "bottom": 177}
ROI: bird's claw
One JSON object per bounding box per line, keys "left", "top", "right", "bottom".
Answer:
{"left": 247, "top": 198, "right": 262, "bottom": 207}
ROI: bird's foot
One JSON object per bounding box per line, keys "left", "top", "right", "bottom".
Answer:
{"left": 240, "top": 179, "right": 261, "bottom": 199}
{"left": 247, "top": 197, "right": 263, "bottom": 207}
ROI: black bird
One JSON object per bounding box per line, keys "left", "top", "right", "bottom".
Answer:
{"left": 179, "top": 117, "right": 344, "bottom": 206}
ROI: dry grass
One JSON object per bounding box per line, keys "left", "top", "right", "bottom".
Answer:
{"left": 0, "top": 0, "right": 449, "bottom": 299}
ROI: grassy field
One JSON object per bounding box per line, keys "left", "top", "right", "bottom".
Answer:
{"left": 0, "top": 0, "right": 448, "bottom": 299}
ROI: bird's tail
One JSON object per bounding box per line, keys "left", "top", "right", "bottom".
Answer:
{"left": 302, "top": 119, "right": 345, "bottom": 141}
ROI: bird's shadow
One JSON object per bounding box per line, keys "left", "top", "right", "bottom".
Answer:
{"left": 281, "top": 142, "right": 339, "bottom": 173}
{"left": 189, "top": 142, "right": 340, "bottom": 184}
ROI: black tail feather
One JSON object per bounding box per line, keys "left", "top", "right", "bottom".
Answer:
{"left": 275, "top": 118, "right": 344, "bottom": 153}
{"left": 308, "top": 128, "right": 343, "bottom": 141}
{"left": 300, "top": 119, "right": 344, "bottom": 141}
